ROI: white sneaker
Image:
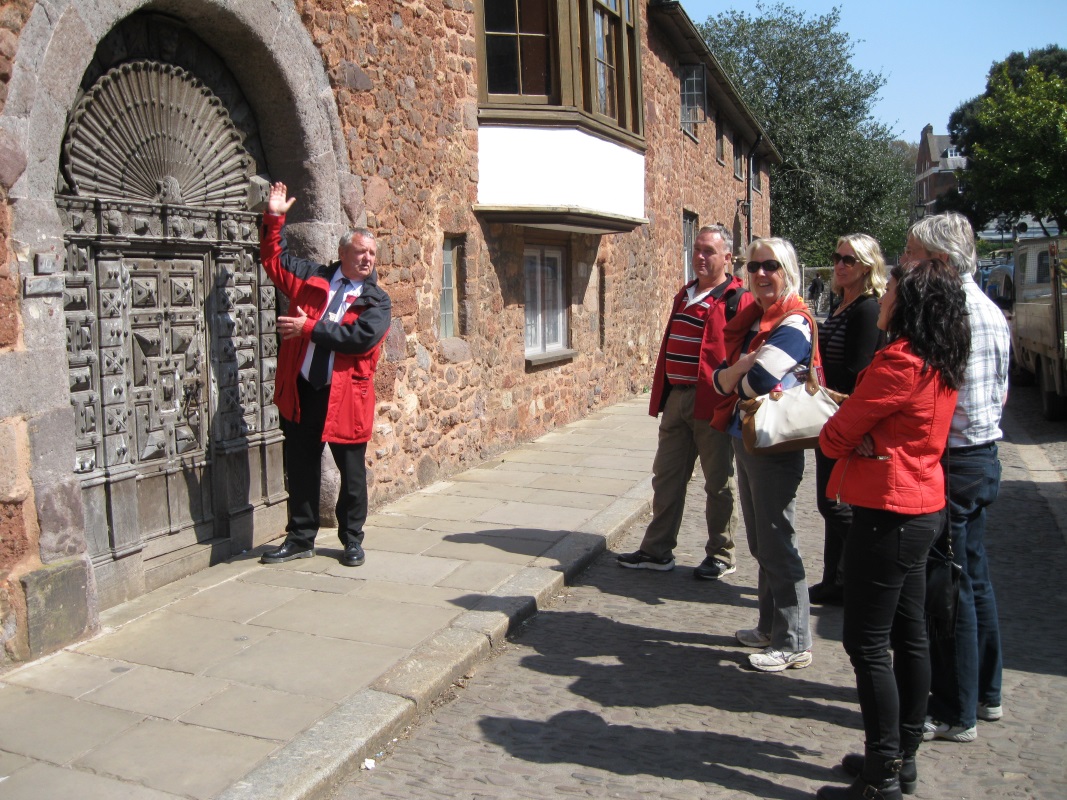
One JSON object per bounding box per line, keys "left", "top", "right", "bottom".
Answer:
{"left": 748, "top": 647, "right": 813, "bottom": 672}
{"left": 735, "top": 628, "right": 772, "bottom": 648}
{"left": 977, "top": 702, "right": 1003, "bottom": 721}
{"left": 922, "top": 716, "right": 977, "bottom": 742}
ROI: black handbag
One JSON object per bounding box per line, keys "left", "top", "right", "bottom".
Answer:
{"left": 925, "top": 533, "right": 963, "bottom": 640}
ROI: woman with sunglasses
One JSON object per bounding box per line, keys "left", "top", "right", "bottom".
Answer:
{"left": 809, "top": 235, "right": 887, "bottom": 606}
{"left": 711, "top": 238, "right": 815, "bottom": 672}
{"left": 816, "top": 260, "right": 969, "bottom": 800}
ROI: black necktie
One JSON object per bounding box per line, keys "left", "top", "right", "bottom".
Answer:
{"left": 307, "top": 279, "right": 350, "bottom": 389}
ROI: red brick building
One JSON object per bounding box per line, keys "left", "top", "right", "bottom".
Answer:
{"left": 0, "top": 0, "right": 775, "bottom": 665}
{"left": 914, "top": 123, "right": 965, "bottom": 219}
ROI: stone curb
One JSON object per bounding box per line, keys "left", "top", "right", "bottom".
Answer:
{"left": 217, "top": 485, "right": 655, "bottom": 800}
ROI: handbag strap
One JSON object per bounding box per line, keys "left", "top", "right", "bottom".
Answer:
{"left": 943, "top": 446, "right": 955, "bottom": 559}
{"left": 768, "top": 309, "right": 821, "bottom": 392}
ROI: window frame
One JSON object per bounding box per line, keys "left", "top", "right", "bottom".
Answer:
{"left": 680, "top": 64, "right": 706, "bottom": 140}
{"left": 715, "top": 112, "right": 724, "bottom": 163}
{"left": 441, "top": 236, "right": 465, "bottom": 339}
{"left": 482, "top": 0, "right": 559, "bottom": 105}
{"left": 682, "top": 211, "right": 699, "bottom": 284}
{"left": 751, "top": 152, "right": 762, "bottom": 193}
{"left": 524, "top": 243, "right": 570, "bottom": 358}
{"left": 733, "top": 129, "right": 744, "bottom": 180}
{"left": 477, "top": 0, "right": 645, "bottom": 148}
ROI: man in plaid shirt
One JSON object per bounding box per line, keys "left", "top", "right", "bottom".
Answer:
{"left": 904, "top": 212, "right": 1010, "bottom": 744}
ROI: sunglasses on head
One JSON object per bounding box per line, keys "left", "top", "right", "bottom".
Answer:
{"left": 832, "top": 252, "right": 860, "bottom": 267}
{"left": 746, "top": 260, "right": 782, "bottom": 273}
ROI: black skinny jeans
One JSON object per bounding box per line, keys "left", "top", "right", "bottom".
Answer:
{"left": 814, "top": 447, "right": 852, "bottom": 586}
{"left": 843, "top": 507, "right": 942, "bottom": 759}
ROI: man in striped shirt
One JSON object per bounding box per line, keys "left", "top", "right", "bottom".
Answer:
{"left": 618, "top": 225, "right": 752, "bottom": 579}
{"left": 905, "top": 213, "right": 1011, "bottom": 744}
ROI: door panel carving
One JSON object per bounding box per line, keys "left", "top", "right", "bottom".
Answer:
{"left": 57, "top": 58, "right": 281, "bottom": 578}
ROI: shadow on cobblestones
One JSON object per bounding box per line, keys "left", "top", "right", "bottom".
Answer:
{"left": 479, "top": 709, "right": 827, "bottom": 799}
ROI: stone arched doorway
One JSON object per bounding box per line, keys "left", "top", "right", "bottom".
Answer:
{"left": 55, "top": 49, "right": 285, "bottom": 605}
{"left": 0, "top": 0, "right": 357, "bottom": 659}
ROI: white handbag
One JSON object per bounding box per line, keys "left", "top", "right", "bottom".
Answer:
{"left": 738, "top": 313, "right": 847, "bottom": 455}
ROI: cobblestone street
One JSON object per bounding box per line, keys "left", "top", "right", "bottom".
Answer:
{"left": 332, "top": 385, "right": 1067, "bottom": 800}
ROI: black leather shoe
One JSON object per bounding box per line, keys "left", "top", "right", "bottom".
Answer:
{"left": 341, "top": 543, "right": 365, "bottom": 567}
{"left": 260, "top": 541, "right": 314, "bottom": 564}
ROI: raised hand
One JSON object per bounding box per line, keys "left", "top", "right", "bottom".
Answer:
{"left": 268, "top": 182, "right": 297, "bottom": 215}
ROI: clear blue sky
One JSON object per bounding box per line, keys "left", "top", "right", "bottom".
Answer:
{"left": 680, "top": 0, "right": 1067, "bottom": 143}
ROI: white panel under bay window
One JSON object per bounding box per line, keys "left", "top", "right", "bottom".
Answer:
{"left": 478, "top": 126, "right": 645, "bottom": 220}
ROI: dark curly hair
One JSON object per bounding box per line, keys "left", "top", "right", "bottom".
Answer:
{"left": 887, "top": 260, "right": 970, "bottom": 390}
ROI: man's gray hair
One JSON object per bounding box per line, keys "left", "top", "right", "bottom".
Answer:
{"left": 697, "top": 224, "right": 733, "bottom": 255}
{"left": 908, "top": 212, "right": 977, "bottom": 276}
{"left": 339, "top": 227, "right": 376, "bottom": 249}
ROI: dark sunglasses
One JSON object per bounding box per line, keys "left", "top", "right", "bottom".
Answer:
{"left": 831, "top": 252, "right": 860, "bottom": 267}
{"left": 746, "top": 260, "right": 782, "bottom": 273}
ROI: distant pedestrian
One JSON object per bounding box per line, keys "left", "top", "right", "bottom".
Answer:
{"left": 906, "top": 213, "right": 1011, "bottom": 744}
{"left": 817, "top": 259, "right": 969, "bottom": 800}
{"left": 808, "top": 273, "right": 825, "bottom": 314}
{"left": 712, "top": 237, "right": 814, "bottom": 673}
{"left": 617, "top": 225, "right": 752, "bottom": 579}
{"left": 809, "top": 234, "right": 886, "bottom": 607}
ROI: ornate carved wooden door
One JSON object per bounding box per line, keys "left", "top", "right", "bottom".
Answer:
{"left": 57, "top": 61, "right": 284, "bottom": 599}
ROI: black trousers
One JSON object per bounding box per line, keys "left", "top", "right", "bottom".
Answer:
{"left": 843, "top": 506, "right": 942, "bottom": 759}
{"left": 814, "top": 447, "right": 851, "bottom": 586}
{"left": 281, "top": 376, "right": 368, "bottom": 549}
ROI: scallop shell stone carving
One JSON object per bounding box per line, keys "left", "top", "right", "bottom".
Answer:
{"left": 63, "top": 60, "right": 254, "bottom": 209}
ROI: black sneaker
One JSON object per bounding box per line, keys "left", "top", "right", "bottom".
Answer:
{"left": 616, "top": 550, "right": 675, "bottom": 571}
{"left": 693, "top": 557, "right": 736, "bottom": 580}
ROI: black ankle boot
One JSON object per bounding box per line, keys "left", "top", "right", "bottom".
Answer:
{"left": 840, "top": 753, "right": 917, "bottom": 795}
{"left": 817, "top": 753, "right": 903, "bottom": 800}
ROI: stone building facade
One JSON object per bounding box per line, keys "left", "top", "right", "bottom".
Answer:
{"left": 0, "top": 0, "right": 773, "bottom": 668}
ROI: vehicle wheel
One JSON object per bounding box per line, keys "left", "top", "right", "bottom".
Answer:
{"left": 1037, "top": 362, "right": 1067, "bottom": 421}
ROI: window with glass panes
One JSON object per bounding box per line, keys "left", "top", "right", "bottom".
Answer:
{"left": 479, "top": 0, "right": 643, "bottom": 139}
{"left": 484, "top": 0, "right": 555, "bottom": 100}
{"left": 681, "top": 65, "right": 706, "bottom": 138}
{"left": 715, "top": 112, "right": 724, "bottom": 161}
{"left": 683, "top": 212, "right": 699, "bottom": 283}
{"left": 441, "top": 237, "right": 464, "bottom": 338}
{"left": 733, "top": 130, "right": 744, "bottom": 179}
{"left": 524, "top": 245, "right": 567, "bottom": 354}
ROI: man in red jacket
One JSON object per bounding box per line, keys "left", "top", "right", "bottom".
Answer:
{"left": 259, "top": 182, "right": 392, "bottom": 567}
{"left": 617, "top": 225, "right": 751, "bottom": 579}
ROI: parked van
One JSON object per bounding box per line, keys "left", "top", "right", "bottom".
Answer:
{"left": 1011, "top": 236, "right": 1067, "bottom": 419}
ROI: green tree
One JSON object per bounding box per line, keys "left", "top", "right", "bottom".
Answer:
{"left": 698, "top": 3, "right": 913, "bottom": 266}
{"left": 945, "top": 48, "right": 1067, "bottom": 233}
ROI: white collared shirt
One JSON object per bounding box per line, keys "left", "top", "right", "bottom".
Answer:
{"left": 299, "top": 270, "right": 365, "bottom": 384}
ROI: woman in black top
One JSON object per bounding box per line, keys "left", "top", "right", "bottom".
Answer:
{"left": 808, "top": 233, "right": 887, "bottom": 605}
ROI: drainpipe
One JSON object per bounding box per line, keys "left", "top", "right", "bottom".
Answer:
{"left": 745, "top": 133, "right": 763, "bottom": 245}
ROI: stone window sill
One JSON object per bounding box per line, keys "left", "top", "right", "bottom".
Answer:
{"left": 525, "top": 348, "right": 578, "bottom": 368}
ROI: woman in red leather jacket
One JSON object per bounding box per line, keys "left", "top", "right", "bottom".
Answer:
{"left": 816, "top": 260, "right": 970, "bottom": 800}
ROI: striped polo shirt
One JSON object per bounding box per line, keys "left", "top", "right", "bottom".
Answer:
{"left": 664, "top": 284, "right": 717, "bottom": 386}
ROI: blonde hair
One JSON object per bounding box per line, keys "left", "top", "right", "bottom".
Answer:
{"left": 833, "top": 233, "right": 887, "bottom": 298}
{"left": 746, "top": 237, "right": 800, "bottom": 297}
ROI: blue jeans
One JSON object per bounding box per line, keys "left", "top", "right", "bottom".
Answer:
{"left": 844, "top": 507, "right": 942, "bottom": 759}
{"left": 928, "top": 443, "right": 1003, "bottom": 728}
{"left": 733, "top": 440, "right": 810, "bottom": 652}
